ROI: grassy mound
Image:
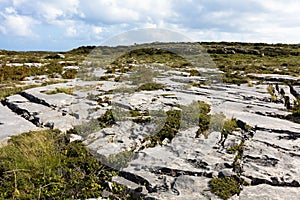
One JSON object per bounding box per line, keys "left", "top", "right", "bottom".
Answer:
{"left": 0, "top": 129, "right": 126, "bottom": 199}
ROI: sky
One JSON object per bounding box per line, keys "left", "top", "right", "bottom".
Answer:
{"left": 0, "top": 0, "right": 300, "bottom": 51}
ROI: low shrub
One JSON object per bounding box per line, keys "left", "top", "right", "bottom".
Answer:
{"left": 0, "top": 129, "right": 121, "bottom": 199}
{"left": 180, "top": 101, "right": 211, "bottom": 138}
{"left": 144, "top": 109, "right": 181, "bottom": 146}
{"left": 137, "top": 82, "right": 165, "bottom": 91}
{"left": 209, "top": 176, "right": 241, "bottom": 200}
{"left": 62, "top": 69, "right": 77, "bottom": 79}
{"left": 221, "top": 118, "right": 238, "bottom": 137}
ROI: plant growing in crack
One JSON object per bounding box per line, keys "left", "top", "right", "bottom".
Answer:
{"left": 219, "top": 118, "right": 238, "bottom": 147}
{"left": 209, "top": 176, "right": 242, "bottom": 200}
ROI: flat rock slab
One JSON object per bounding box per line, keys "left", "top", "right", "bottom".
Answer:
{"left": 4, "top": 94, "right": 80, "bottom": 131}
{"left": 243, "top": 129, "right": 300, "bottom": 185}
{"left": 0, "top": 104, "right": 39, "bottom": 141}
{"left": 0, "top": 65, "right": 300, "bottom": 199}
{"left": 239, "top": 184, "right": 299, "bottom": 200}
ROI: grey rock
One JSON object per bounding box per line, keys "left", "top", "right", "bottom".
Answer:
{"left": 0, "top": 104, "right": 40, "bottom": 141}
{"left": 239, "top": 184, "right": 299, "bottom": 200}
{"left": 1, "top": 63, "right": 300, "bottom": 199}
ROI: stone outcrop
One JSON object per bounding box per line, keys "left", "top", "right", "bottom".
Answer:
{"left": 0, "top": 65, "right": 299, "bottom": 199}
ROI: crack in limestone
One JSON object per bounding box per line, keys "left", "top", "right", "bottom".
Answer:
{"left": 1, "top": 99, "right": 42, "bottom": 127}
{"left": 20, "top": 91, "right": 53, "bottom": 108}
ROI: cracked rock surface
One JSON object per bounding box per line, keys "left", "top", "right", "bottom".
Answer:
{"left": 1, "top": 65, "right": 299, "bottom": 199}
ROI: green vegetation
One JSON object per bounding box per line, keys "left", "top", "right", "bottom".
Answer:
{"left": 0, "top": 129, "right": 127, "bottom": 199}
{"left": 68, "top": 46, "right": 96, "bottom": 55}
{"left": 103, "top": 150, "right": 136, "bottom": 170}
{"left": 231, "top": 141, "right": 245, "bottom": 175}
{"left": 99, "top": 75, "right": 115, "bottom": 81}
{"left": 180, "top": 101, "right": 211, "bottom": 138}
{"left": 222, "top": 73, "right": 248, "bottom": 85}
{"left": 0, "top": 63, "right": 75, "bottom": 84}
{"left": 0, "top": 80, "right": 69, "bottom": 100}
{"left": 209, "top": 176, "right": 241, "bottom": 200}
{"left": 186, "top": 69, "right": 201, "bottom": 76}
{"left": 43, "top": 87, "right": 74, "bottom": 95}
{"left": 144, "top": 101, "right": 212, "bottom": 146}
{"left": 61, "top": 69, "right": 77, "bottom": 79}
{"left": 69, "top": 109, "right": 115, "bottom": 137}
{"left": 210, "top": 119, "right": 251, "bottom": 199}
{"left": 190, "top": 82, "right": 202, "bottom": 88}
{"left": 267, "top": 85, "right": 277, "bottom": 102}
{"left": 209, "top": 112, "right": 226, "bottom": 132}
{"left": 227, "top": 142, "right": 245, "bottom": 154}
{"left": 218, "top": 118, "right": 239, "bottom": 148}
{"left": 129, "top": 110, "right": 151, "bottom": 124}
{"left": 112, "top": 48, "right": 191, "bottom": 69}
{"left": 221, "top": 118, "right": 238, "bottom": 137}
{"left": 144, "top": 109, "right": 181, "bottom": 147}
{"left": 202, "top": 42, "right": 300, "bottom": 84}
{"left": 0, "top": 85, "right": 34, "bottom": 100}
{"left": 137, "top": 82, "right": 165, "bottom": 91}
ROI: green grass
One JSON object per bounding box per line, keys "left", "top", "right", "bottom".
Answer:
{"left": 0, "top": 63, "right": 68, "bottom": 84}
{"left": 227, "top": 142, "right": 245, "bottom": 154}
{"left": 0, "top": 84, "right": 38, "bottom": 100}
{"left": 0, "top": 129, "right": 124, "bottom": 199}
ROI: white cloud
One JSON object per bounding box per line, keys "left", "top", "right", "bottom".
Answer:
{"left": 62, "top": 21, "right": 105, "bottom": 41}
{"left": 92, "top": 26, "right": 103, "bottom": 34}
{"left": 0, "top": 8, "right": 38, "bottom": 37}
{"left": 35, "top": 0, "right": 82, "bottom": 24}
{"left": 4, "top": 7, "right": 16, "bottom": 14}
{"left": 65, "top": 26, "right": 77, "bottom": 37}
{"left": 12, "top": 0, "right": 28, "bottom": 7}
{"left": 1, "top": 0, "right": 300, "bottom": 50}
{"left": 79, "top": 0, "right": 174, "bottom": 24}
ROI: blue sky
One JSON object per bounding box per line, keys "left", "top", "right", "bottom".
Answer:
{"left": 0, "top": 0, "right": 300, "bottom": 51}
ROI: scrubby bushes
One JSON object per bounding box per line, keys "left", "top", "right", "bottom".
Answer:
{"left": 0, "top": 129, "right": 125, "bottom": 199}
{"left": 61, "top": 69, "right": 77, "bottom": 79}
{"left": 145, "top": 109, "right": 181, "bottom": 147}
{"left": 180, "top": 101, "right": 211, "bottom": 138}
{"left": 0, "top": 63, "right": 65, "bottom": 84}
{"left": 145, "top": 101, "right": 213, "bottom": 146}
{"left": 137, "top": 82, "right": 165, "bottom": 91}
{"left": 112, "top": 48, "right": 191, "bottom": 68}
{"left": 210, "top": 176, "right": 241, "bottom": 200}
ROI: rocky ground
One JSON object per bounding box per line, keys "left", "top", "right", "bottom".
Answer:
{"left": 0, "top": 60, "right": 299, "bottom": 199}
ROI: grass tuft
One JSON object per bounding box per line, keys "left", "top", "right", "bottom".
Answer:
{"left": 0, "top": 129, "right": 122, "bottom": 199}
